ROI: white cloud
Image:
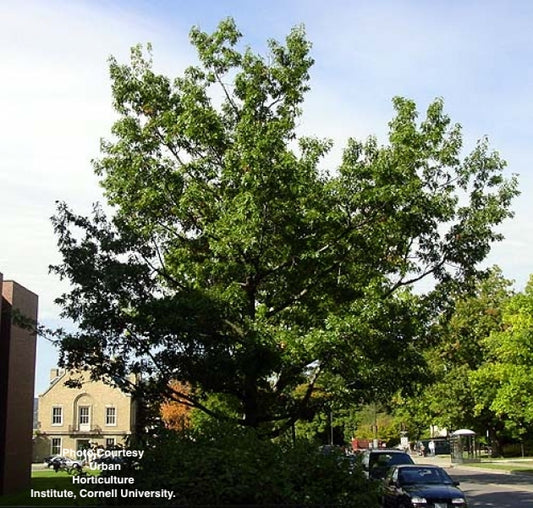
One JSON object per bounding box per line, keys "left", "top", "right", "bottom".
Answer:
{"left": 0, "top": 1, "right": 193, "bottom": 393}
{"left": 0, "top": 1, "right": 193, "bottom": 317}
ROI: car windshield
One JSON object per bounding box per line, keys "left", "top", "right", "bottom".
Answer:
{"left": 399, "top": 467, "right": 453, "bottom": 485}
{"left": 370, "top": 453, "right": 412, "bottom": 468}
{"left": 388, "top": 454, "right": 413, "bottom": 465}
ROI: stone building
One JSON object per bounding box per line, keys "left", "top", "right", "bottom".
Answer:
{"left": 0, "top": 273, "right": 38, "bottom": 495}
{"left": 34, "top": 368, "right": 137, "bottom": 461}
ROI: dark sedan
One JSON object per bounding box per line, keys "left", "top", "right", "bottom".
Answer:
{"left": 382, "top": 464, "right": 468, "bottom": 507}
{"left": 362, "top": 449, "right": 415, "bottom": 480}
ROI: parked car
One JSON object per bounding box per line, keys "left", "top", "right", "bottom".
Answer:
{"left": 382, "top": 464, "right": 468, "bottom": 507}
{"left": 361, "top": 449, "right": 414, "bottom": 479}
{"left": 340, "top": 453, "right": 361, "bottom": 474}
{"left": 44, "top": 455, "right": 84, "bottom": 473}
{"left": 318, "top": 444, "right": 343, "bottom": 455}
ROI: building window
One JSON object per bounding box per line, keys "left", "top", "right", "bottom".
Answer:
{"left": 51, "top": 437, "right": 62, "bottom": 455}
{"left": 105, "top": 438, "right": 116, "bottom": 448}
{"left": 106, "top": 407, "right": 117, "bottom": 426}
{"left": 51, "top": 406, "right": 63, "bottom": 426}
{"left": 78, "top": 406, "right": 90, "bottom": 426}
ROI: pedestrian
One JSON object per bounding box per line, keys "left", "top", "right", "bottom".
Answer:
{"left": 429, "top": 440, "right": 435, "bottom": 457}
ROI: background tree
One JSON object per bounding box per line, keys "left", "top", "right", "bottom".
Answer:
{"left": 160, "top": 380, "right": 192, "bottom": 431}
{"left": 349, "top": 404, "right": 401, "bottom": 445}
{"left": 51, "top": 18, "right": 518, "bottom": 437}
{"left": 392, "top": 267, "right": 514, "bottom": 454}
{"left": 472, "top": 276, "right": 533, "bottom": 450}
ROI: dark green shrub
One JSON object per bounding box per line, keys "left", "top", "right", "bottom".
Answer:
{"left": 126, "top": 421, "right": 380, "bottom": 506}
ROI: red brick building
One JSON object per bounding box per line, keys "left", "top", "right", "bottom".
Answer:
{"left": 0, "top": 273, "right": 38, "bottom": 495}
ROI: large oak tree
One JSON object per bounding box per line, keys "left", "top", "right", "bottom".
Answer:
{"left": 51, "top": 19, "right": 518, "bottom": 436}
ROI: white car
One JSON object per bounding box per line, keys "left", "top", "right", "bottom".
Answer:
{"left": 45, "top": 455, "right": 85, "bottom": 471}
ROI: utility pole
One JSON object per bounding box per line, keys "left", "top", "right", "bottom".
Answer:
{"left": 329, "top": 407, "right": 333, "bottom": 445}
{"left": 372, "top": 403, "right": 378, "bottom": 448}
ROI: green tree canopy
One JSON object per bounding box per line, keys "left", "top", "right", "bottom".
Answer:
{"left": 472, "top": 276, "right": 533, "bottom": 438}
{"left": 391, "top": 267, "right": 516, "bottom": 453}
{"left": 51, "top": 18, "right": 518, "bottom": 436}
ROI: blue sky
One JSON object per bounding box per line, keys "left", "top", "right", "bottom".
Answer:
{"left": 1, "top": 0, "right": 532, "bottom": 395}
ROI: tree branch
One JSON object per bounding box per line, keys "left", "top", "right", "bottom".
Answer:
{"left": 166, "top": 384, "right": 241, "bottom": 424}
{"left": 214, "top": 71, "right": 239, "bottom": 113}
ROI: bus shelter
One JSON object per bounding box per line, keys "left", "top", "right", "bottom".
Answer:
{"left": 451, "top": 429, "right": 480, "bottom": 463}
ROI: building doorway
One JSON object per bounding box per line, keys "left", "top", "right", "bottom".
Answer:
{"left": 76, "top": 439, "right": 91, "bottom": 452}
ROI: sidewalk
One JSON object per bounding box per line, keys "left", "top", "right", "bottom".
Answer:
{"left": 414, "top": 454, "right": 452, "bottom": 469}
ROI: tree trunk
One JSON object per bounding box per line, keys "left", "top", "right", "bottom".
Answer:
{"left": 243, "top": 376, "right": 259, "bottom": 428}
{"left": 489, "top": 428, "right": 504, "bottom": 458}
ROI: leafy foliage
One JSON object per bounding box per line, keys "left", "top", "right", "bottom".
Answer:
{"left": 159, "top": 381, "right": 192, "bottom": 431}
{"left": 391, "top": 267, "right": 516, "bottom": 452}
{"left": 127, "top": 423, "right": 380, "bottom": 506}
{"left": 50, "top": 18, "right": 518, "bottom": 435}
{"left": 472, "top": 276, "right": 533, "bottom": 438}
{"left": 427, "top": 268, "right": 513, "bottom": 428}
{"left": 349, "top": 404, "right": 402, "bottom": 444}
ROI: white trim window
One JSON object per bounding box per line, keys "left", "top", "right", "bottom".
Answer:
{"left": 51, "top": 406, "right": 63, "bottom": 426}
{"left": 105, "top": 407, "right": 117, "bottom": 426}
{"left": 78, "top": 406, "right": 90, "bottom": 430}
{"left": 51, "top": 437, "right": 62, "bottom": 455}
{"left": 105, "top": 437, "right": 116, "bottom": 448}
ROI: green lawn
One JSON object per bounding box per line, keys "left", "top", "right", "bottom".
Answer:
{"left": 0, "top": 470, "right": 101, "bottom": 506}
{"left": 465, "top": 459, "right": 533, "bottom": 475}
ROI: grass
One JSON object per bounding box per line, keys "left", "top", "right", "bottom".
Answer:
{"left": 0, "top": 470, "right": 102, "bottom": 506}
{"left": 485, "top": 456, "right": 533, "bottom": 462}
{"left": 465, "top": 460, "right": 533, "bottom": 475}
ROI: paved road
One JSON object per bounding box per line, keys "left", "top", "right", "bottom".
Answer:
{"left": 415, "top": 456, "right": 533, "bottom": 507}
{"left": 448, "top": 467, "right": 533, "bottom": 507}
